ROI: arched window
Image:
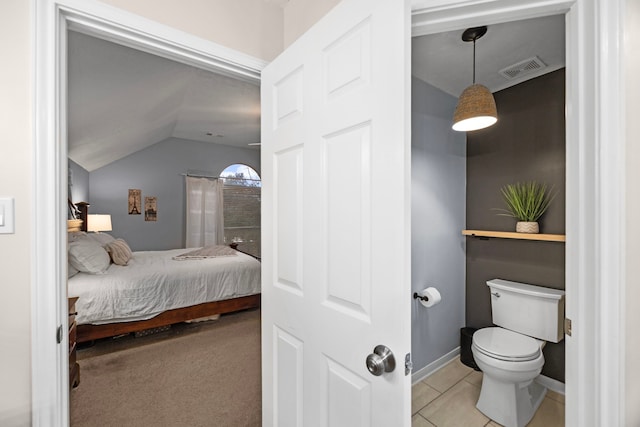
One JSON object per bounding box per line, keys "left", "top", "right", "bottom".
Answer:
{"left": 220, "top": 164, "right": 261, "bottom": 258}
{"left": 220, "top": 163, "right": 261, "bottom": 187}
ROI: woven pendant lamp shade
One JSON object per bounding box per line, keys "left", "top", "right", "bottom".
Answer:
{"left": 452, "top": 83, "right": 497, "bottom": 131}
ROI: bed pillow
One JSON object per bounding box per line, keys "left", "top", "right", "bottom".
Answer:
{"left": 68, "top": 240, "right": 111, "bottom": 274}
{"left": 88, "top": 232, "right": 116, "bottom": 246}
{"left": 105, "top": 239, "right": 133, "bottom": 266}
{"left": 68, "top": 262, "right": 79, "bottom": 279}
{"left": 68, "top": 231, "right": 87, "bottom": 243}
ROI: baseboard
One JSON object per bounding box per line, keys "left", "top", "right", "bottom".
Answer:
{"left": 411, "top": 347, "right": 460, "bottom": 385}
{"left": 535, "top": 374, "right": 565, "bottom": 395}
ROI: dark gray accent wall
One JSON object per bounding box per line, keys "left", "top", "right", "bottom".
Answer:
{"left": 466, "top": 69, "right": 566, "bottom": 381}
{"left": 68, "top": 158, "right": 89, "bottom": 207}
{"left": 89, "top": 137, "right": 260, "bottom": 251}
{"left": 412, "top": 76, "right": 467, "bottom": 372}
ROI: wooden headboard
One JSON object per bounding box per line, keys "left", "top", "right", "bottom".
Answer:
{"left": 67, "top": 219, "right": 83, "bottom": 232}
{"left": 67, "top": 201, "right": 90, "bottom": 232}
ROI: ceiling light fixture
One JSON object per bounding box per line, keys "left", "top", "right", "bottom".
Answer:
{"left": 452, "top": 26, "right": 498, "bottom": 132}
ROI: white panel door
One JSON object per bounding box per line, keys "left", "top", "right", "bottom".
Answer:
{"left": 261, "top": 0, "right": 411, "bottom": 425}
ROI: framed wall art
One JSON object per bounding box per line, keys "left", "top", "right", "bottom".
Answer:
{"left": 145, "top": 196, "right": 157, "bottom": 221}
{"left": 128, "top": 189, "right": 141, "bottom": 215}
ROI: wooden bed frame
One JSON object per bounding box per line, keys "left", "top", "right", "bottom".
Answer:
{"left": 76, "top": 294, "right": 260, "bottom": 343}
{"left": 68, "top": 201, "right": 261, "bottom": 343}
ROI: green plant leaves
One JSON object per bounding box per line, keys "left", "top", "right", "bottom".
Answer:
{"left": 495, "top": 181, "right": 555, "bottom": 222}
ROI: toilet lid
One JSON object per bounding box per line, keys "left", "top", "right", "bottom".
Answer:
{"left": 473, "top": 327, "right": 541, "bottom": 362}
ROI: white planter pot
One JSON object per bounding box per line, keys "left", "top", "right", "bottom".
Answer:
{"left": 516, "top": 221, "right": 539, "bottom": 233}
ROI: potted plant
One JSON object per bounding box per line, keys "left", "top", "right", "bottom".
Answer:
{"left": 495, "top": 181, "right": 555, "bottom": 233}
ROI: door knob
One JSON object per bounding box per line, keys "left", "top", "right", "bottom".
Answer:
{"left": 366, "top": 345, "right": 396, "bottom": 376}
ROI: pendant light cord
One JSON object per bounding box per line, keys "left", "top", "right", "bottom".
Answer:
{"left": 472, "top": 38, "right": 476, "bottom": 84}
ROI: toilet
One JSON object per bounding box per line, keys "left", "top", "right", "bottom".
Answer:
{"left": 471, "top": 279, "right": 565, "bottom": 427}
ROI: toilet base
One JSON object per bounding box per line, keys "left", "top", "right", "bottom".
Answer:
{"left": 476, "top": 375, "right": 547, "bottom": 427}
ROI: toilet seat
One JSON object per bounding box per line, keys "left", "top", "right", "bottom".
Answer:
{"left": 473, "top": 327, "right": 542, "bottom": 362}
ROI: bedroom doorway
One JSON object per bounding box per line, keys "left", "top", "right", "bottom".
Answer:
{"left": 64, "top": 29, "right": 264, "bottom": 427}
{"left": 34, "top": 2, "right": 265, "bottom": 425}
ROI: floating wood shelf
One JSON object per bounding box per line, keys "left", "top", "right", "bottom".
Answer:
{"left": 462, "top": 229, "right": 566, "bottom": 242}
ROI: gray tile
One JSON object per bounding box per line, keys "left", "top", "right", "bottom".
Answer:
{"left": 416, "top": 358, "right": 565, "bottom": 427}
{"left": 419, "top": 380, "right": 489, "bottom": 427}
{"left": 412, "top": 381, "right": 441, "bottom": 414}
{"left": 545, "top": 389, "right": 565, "bottom": 404}
{"left": 423, "top": 358, "right": 473, "bottom": 393}
{"left": 527, "top": 396, "right": 565, "bottom": 427}
{"left": 464, "top": 369, "right": 483, "bottom": 387}
{"left": 412, "top": 413, "right": 436, "bottom": 427}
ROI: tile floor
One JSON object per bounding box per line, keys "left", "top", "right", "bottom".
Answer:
{"left": 412, "top": 358, "right": 565, "bottom": 427}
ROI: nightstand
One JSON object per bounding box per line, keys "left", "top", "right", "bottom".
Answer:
{"left": 69, "top": 297, "right": 80, "bottom": 388}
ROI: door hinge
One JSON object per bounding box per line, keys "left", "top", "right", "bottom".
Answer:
{"left": 56, "top": 324, "right": 63, "bottom": 344}
{"left": 405, "top": 353, "right": 412, "bottom": 376}
{"left": 564, "top": 318, "right": 572, "bottom": 336}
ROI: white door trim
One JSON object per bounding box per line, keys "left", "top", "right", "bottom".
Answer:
{"left": 587, "top": 0, "right": 626, "bottom": 423}
{"left": 411, "top": 0, "right": 626, "bottom": 425}
{"left": 32, "top": 1, "right": 265, "bottom": 425}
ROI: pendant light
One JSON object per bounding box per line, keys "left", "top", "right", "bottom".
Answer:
{"left": 452, "top": 26, "right": 498, "bottom": 132}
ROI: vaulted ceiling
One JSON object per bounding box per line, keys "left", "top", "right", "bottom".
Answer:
{"left": 67, "top": 14, "right": 564, "bottom": 172}
{"left": 67, "top": 32, "right": 261, "bottom": 172}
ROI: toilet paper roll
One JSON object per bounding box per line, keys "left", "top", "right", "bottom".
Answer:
{"left": 418, "top": 287, "right": 442, "bottom": 308}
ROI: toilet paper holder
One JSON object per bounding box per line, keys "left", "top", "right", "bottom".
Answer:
{"left": 413, "top": 292, "right": 430, "bottom": 302}
{"left": 414, "top": 287, "right": 442, "bottom": 308}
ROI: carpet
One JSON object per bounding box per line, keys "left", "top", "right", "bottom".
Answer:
{"left": 70, "top": 309, "right": 261, "bottom": 427}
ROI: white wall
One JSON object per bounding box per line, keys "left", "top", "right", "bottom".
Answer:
{"left": 0, "top": 1, "right": 32, "bottom": 424}
{"left": 102, "top": 0, "right": 345, "bottom": 58}
{"left": 411, "top": 76, "right": 466, "bottom": 372}
{"left": 282, "top": 0, "right": 341, "bottom": 47}
{"left": 101, "top": 0, "right": 284, "bottom": 61}
{"left": 625, "top": 0, "right": 640, "bottom": 424}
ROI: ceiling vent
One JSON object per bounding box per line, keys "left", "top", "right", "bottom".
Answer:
{"left": 499, "top": 56, "right": 546, "bottom": 80}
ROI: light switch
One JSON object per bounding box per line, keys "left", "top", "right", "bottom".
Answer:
{"left": 0, "top": 198, "right": 15, "bottom": 234}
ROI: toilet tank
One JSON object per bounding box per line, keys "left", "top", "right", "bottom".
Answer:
{"left": 487, "top": 279, "right": 566, "bottom": 343}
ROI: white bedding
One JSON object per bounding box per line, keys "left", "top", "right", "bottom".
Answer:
{"left": 68, "top": 248, "right": 261, "bottom": 325}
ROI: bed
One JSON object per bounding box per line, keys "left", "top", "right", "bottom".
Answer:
{"left": 67, "top": 212, "right": 260, "bottom": 343}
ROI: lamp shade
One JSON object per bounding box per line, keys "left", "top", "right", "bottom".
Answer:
{"left": 452, "top": 84, "right": 498, "bottom": 132}
{"left": 87, "top": 214, "right": 112, "bottom": 232}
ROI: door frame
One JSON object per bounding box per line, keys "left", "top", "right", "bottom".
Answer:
{"left": 410, "top": 0, "right": 625, "bottom": 425}
{"left": 33, "top": 0, "right": 626, "bottom": 425}
{"left": 33, "top": 1, "right": 265, "bottom": 425}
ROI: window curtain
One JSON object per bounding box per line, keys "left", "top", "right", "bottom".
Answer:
{"left": 185, "top": 176, "right": 224, "bottom": 247}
